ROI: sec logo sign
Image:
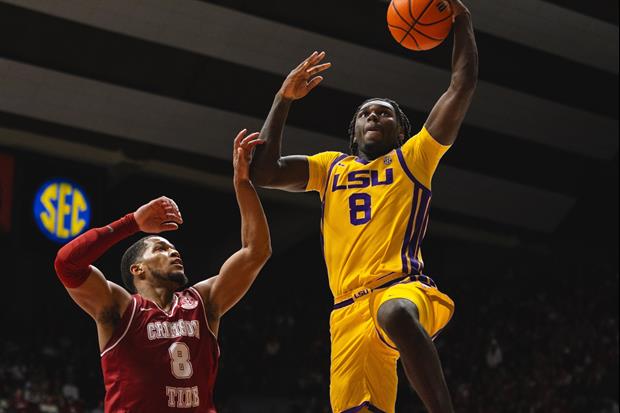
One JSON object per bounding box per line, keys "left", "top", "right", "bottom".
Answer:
{"left": 33, "top": 179, "right": 91, "bottom": 243}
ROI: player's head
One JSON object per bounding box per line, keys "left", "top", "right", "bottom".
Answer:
{"left": 348, "top": 98, "right": 411, "bottom": 157}
{"left": 121, "top": 235, "right": 188, "bottom": 293}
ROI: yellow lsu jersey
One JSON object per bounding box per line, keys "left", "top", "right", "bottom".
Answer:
{"left": 306, "top": 127, "right": 450, "bottom": 297}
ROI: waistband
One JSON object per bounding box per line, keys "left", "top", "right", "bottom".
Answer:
{"left": 333, "top": 273, "right": 437, "bottom": 310}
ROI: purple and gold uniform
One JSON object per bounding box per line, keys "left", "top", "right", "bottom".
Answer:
{"left": 306, "top": 127, "right": 454, "bottom": 413}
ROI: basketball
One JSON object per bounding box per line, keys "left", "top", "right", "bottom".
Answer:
{"left": 387, "top": 0, "right": 454, "bottom": 51}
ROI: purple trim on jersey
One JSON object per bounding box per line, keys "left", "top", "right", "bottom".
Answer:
{"left": 408, "top": 190, "right": 430, "bottom": 273}
{"left": 322, "top": 153, "right": 348, "bottom": 200}
{"left": 400, "top": 187, "right": 420, "bottom": 274}
{"left": 415, "top": 209, "right": 431, "bottom": 260}
{"left": 376, "top": 328, "right": 399, "bottom": 351}
{"left": 320, "top": 154, "right": 348, "bottom": 263}
{"left": 341, "top": 401, "right": 387, "bottom": 413}
{"left": 375, "top": 275, "right": 407, "bottom": 291}
{"left": 333, "top": 298, "right": 355, "bottom": 309}
{"left": 396, "top": 148, "right": 431, "bottom": 192}
{"left": 354, "top": 157, "right": 370, "bottom": 165}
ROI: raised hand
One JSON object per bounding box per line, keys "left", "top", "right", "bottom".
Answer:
{"left": 134, "top": 196, "right": 183, "bottom": 233}
{"left": 233, "top": 129, "right": 264, "bottom": 182}
{"left": 279, "top": 51, "right": 331, "bottom": 101}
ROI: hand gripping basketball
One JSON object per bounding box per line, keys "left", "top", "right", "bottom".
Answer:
{"left": 134, "top": 196, "right": 183, "bottom": 233}
{"left": 279, "top": 51, "right": 332, "bottom": 101}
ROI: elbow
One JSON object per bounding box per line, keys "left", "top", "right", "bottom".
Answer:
{"left": 250, "top": 165, "right": 275, "bottom": 188}
{"left": 451, "top": 68, "right": 478, "bottom": 95}
{"left": 249, "top": 167, "right": 268, "bottom": 187}
{"left": 263, "top": 238, "right": 273, "bottom": 258}
{"left": 250, "top": 158, "right": 287, "bottom": 188}
{"left": 258, "top": 242, "right": 272, "bottom": 263}
{"left": 251, "top": 241, "right": 272, "bottom": 265}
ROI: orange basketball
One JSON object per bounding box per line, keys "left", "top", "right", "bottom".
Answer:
{"left": 387, "top": 0, "right": 453, "bottom": 51}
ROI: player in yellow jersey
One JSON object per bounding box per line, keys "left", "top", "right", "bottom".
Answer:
{"left": 251, "top": 1, "right": 477, "bottom": 412}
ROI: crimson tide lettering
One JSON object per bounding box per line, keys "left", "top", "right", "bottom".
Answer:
{"left": 147, "top": 319, "right": 200, "bottom": 340}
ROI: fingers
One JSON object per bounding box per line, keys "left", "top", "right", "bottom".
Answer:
{"left": 296, "top": 51, "right": 318, "bottom": 69}
{"left": 244, "top": 139, "right": 265, "bottom": 150}
{"left": 240, "top": 132, "right": 260, "bottom": 146}
{"left": 160, "top": 222, "right": 179, "bottom": 232}
{"left": 308, "top": 51, "right": 326, "bottom": 65}
{"left": 239, "top": 132, "right": 263, "bottom": 151}
{"left": 296, "top": 51, "right": 327, "bottom": 71}
{"left": 306, "top": 62, "right": 331, "bottom": 76}
{"left": 234, "top": 128, "right": 248, "bottom": 149}
{"left": 306, "top": 76, "right": 324, "bottom": 93}
{"left": 159, "top": 196, "right": 183, "bottom": 224}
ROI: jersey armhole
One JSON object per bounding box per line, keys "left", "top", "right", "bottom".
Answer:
{"left": 189, "top": 287, "right": 219, "bottom": 344}
{"left": 100, "top": 296, "right": 137, "bottom": 357}
{"left": 320, "top": 153, "right": 348, "bottom": 200}
{"left": 396, "top": 148, "right": 431, "bottom": 192}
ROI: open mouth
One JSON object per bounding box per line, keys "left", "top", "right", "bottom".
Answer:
{"left": 365, "top": 124, "right": 382, "bottom": 133}
{"left": 171, "top": 258, "right": 184, "bottom": 267}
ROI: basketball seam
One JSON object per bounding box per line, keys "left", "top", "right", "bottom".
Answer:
{"left": 416, "top": 14, "right": 453, "bottom": 26}
{"left": 390, "top": 25, "right": 422, "bottom": 49}
{"left": 392, "top": 2, "right": 414, "bottom": 44}
{"left": 411, "top": 25, "right": 444, "bottom": 42}
{"left": 406, "top": 31, "right": 421, "bottom": 50}
{"left": 391, "top": 1, "right": 412, "bottom": 28}
{"left": 399, "top": 0, "right": 435, "bottom": 46}
{"left": 388, "top": 24, "right": 413, "bottom": 32}
{"left": 413, "top": 0, "right": 437, "bottom": 27}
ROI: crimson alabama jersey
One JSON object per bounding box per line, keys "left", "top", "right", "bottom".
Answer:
{"left": 101, "top": 287, "right": 219, "bottom": 412}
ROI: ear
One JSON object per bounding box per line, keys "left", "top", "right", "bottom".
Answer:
{"left": 130, "top": 263, "right": 144, "bottom": 277}
{"left": 398, "top": 128, "right": 406, "bottom": 145}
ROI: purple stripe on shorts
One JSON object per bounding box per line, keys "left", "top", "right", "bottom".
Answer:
{"left": 340, "top": 401, "right": 387, "bottom": 413}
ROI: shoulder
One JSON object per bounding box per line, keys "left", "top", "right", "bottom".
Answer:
{"left": 177, "top": 288, "right": 203, "bottom": 311}
{"left": 401, "top": 126, "right": 450, "bottom": 155}
{"left": 307, "top": 151, "right": 346, "bottom": 165}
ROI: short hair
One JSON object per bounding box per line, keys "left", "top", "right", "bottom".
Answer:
{"left": 347, "top": 98, "right": 412, "bottom": 155}
{"left": 120, "top": 235, "right": 155, "bottom": 293}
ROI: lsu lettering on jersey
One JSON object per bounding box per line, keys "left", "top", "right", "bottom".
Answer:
{"left": 101, "top": 287, "right": 218, "bottom": 413}
{"left": 306, "top": 127, "right": 450, "bottom": 297}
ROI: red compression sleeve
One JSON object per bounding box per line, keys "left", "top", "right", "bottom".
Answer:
{"left": 54, "top": 213, "right": 139, "bottom": 288}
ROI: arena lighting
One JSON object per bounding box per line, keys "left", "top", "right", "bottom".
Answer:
{"left": 33, "top": 178, "right": 91, "bottom": 243}
{"left": 3, "top": 129, "right": 519, "bottom": 248}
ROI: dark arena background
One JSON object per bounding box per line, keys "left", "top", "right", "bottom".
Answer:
{"left": 0, "top": 1, "right": 617, "bottom": 412}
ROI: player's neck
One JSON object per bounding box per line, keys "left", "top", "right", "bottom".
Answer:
{"left": 357, "top": 150, "right": 388, "bottom": 162}
{"left": 138, "top": 286, "right": 176, "bottom": 312}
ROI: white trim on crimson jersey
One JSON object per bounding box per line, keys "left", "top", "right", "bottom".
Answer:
{"left": 189, "top": 287, "right": 219, "bottom": 354}
{"left": 101, "top": 297, "right": 137, "bottom": 358}
{"left": 146, "top": 294, "right": 179, "bottom": 317}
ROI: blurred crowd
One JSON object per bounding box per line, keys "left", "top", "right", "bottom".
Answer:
{"left": 0, "top": 240, "right": 617, "bottom": 413}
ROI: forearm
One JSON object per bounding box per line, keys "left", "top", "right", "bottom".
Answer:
{"left": 450, "top": 12, "right": 478, "bottom": 92}
{"left": 54, "top": 214, "right": 139, "bottom": 287}
{"left": 233, "top": 177, "right": 271, "bottom": 258}
{"left": 250, "top": 93, "right": 293, "bottom": 185}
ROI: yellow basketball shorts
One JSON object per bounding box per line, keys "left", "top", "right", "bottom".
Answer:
{"left": 329, "top": 278, "right": 454, "bottom": 413}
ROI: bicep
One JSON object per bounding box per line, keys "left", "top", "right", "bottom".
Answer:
{"left": 260, "top": 155, "right": 309, "bottom": 192}
{"left": 425, "top": 86, "right": 475, "bottom": 146}
{"left": 66, "top": 265, "right": 131, "bottom": 322}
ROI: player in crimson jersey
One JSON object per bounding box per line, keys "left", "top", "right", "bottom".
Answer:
{"left": 54, "top": 130, "right": 270, "bottom": 412}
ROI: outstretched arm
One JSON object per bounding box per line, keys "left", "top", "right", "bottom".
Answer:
{"left": 54, "top": 196, "right": 183, "bottom": 349}
{"left": 424, "top": 0, "right": 478, "bottom": 145}
{"left": 251, "top": 51, "right": 331, "bottom": 191}
{"left": 194, "top": 130, "right": 272, "bottom": 334}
